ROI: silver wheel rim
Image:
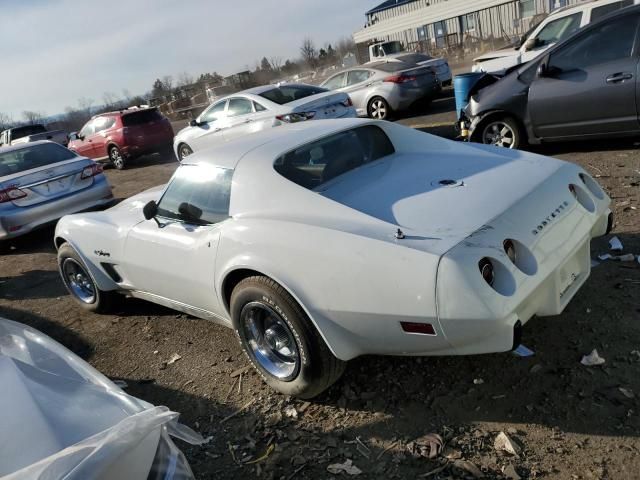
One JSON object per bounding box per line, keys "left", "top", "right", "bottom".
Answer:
{"left": 179, "top": 145, "right": 192, "bottom": 161}
{"left": 370, "top": 99, "right": 387, "bottom": 119}
{"left": 241, "top": 302, "right": 300, "bottom": 381}
{"left": 110, "top": 148, "right": 124, "bottom": 168}
{"left": 482, "top": 121, "right": 515, "bottom": 148}
{"left": 62, "top": 258, "right": 96, "bottom": 304}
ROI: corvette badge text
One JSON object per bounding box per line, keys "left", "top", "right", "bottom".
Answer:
{"left": 532, "top": 201, "right": 570, "bottom": 236}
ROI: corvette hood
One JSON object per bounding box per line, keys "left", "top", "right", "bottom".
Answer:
{"left": 319, "top": 144, "right": 571, "bottom": 255}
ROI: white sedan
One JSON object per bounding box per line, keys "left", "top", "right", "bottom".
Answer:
{"left": 173, "top": 83, "right": 356, "bottom": 161}
{"left": 55, "top": 119, "right": 611, "bottom": 398}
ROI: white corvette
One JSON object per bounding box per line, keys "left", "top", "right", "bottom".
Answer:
{"left": 55, "top": 119, "right": 612, "bottom": 398}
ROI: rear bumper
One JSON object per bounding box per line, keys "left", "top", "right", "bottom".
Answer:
{"left": 0, "top": 178, "right": 113, "bottom": 240}
{"left": 389, "top": 83, "right": 440, "bottom": 111}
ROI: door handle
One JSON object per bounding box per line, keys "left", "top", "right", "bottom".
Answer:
{"left": 606, "top": 73, "right": 633, "bottom": 83}
{"left": 243, "top": 119, "right": 253, "bottom": 123}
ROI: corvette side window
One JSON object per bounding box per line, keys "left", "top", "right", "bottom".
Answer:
{"left": 274, "top": 125, "right": 395, "bottom": 190}
{"left": 157, "top": 165, "right": 233, "bottom": 225}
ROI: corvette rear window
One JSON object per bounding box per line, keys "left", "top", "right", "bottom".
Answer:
{"left": 0, "top": 143, "right": 76, "bottom": 176}
{"left": 259, "top": 85, "right": 327, "bottom": 105}
{"left": 274, "top": 125, "right": 395, "bottom": 190}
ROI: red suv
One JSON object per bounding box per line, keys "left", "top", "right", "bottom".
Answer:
{"left": 68, "top": 108, "right": 174, "bottom": 169}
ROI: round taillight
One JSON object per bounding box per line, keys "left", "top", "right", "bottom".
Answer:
{"left": 478, "top": 258, "right": 494, "bottom": 286}
{"left": 503, "top": 239, "right": 516, "bottom": 264}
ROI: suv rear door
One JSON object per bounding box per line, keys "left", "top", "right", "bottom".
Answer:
{"left": 528, "top": 13, "right": 640, "bottom": 139}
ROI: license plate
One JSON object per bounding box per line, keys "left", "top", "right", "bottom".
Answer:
{"left": 33, "top": 177, "right": 70, "bottom": 196}
{"left": 558, "top": 255, "right": 583, "bottom": 299}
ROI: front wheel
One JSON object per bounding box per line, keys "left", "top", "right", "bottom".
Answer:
{"left": 231, "top": 276, "right": 345, "bottom": 399}
{"left": 367, "top": 97, "right": 391, "bottom": 120}
{"left": 109, "top": 146, "right": 126, "bottom": 170}
{"left": 478, "top": 116, "right": 522, "bottom": 149}
{"left": 57, "top": 243, "right": 117, "bottom": 313}
{"left": 178, "top": 143, "right": 193, "bottom": 162}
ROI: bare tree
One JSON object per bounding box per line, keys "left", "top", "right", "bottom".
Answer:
{"left": 161, "top": 75, "right": 174, "bottom": 92}
{"left": 102, "top": 91, "right": 119, "bottom": 109}
{"left": 77, "top": 97, "right": 94, "bottom": 117}
{"left": 335, "top": 36, "right": 356, "bottom": 57}
{"left": 22, "top": 110, "right": 45, "bottom": 124}
{"left": 269, "top": 56, "right": 283, "bottom": 72}
{"left": 0, "top": 112, "right": 13, "bottom": 131}
{"left": 300, "top": 37, "right": 318, "bottom": 68}
{"left": 176, "top": 71, "right": 194, "bottom": 87}
{"left": 121, "top": 88, "right": 132, "bottom": 104}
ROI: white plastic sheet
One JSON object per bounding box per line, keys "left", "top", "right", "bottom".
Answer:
{"left": 0, "top": 318, "right": 206, "bottom": 479}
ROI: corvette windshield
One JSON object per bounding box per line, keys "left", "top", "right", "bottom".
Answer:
{"left": 274, "top": 125, "right": 395, "bottom": 190}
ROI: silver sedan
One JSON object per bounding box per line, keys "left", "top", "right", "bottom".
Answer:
{"left": 0, "top": 141, "right": 113, "bottom": 243}
{"left": 320, "top": 62, "right": 440, "bottom": 120}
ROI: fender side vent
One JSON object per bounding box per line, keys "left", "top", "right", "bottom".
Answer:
{"left": 101, "top": 263, "right": 122, "bottom": 283}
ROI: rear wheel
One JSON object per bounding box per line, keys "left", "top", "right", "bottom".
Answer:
{"left": 109, "top": 146, "right": 126, "bottom": 170}
{"left": 231, "top": 276, "right": 345, "bottom": 399}
{"left": 367, "top": 97, "right": 391, "bottom": 120}
{"left": 479, "top": 116, "right": 522, "bottom": 149}
{"left": 57, "top": 243, "right": 117, "bottom": 313}
{"left": 178, "top": 143, "right": 193, "bottom": 162}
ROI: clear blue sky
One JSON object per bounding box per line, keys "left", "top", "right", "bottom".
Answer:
{"left": 1, "top": 0, "right": 372, "bottom": 119}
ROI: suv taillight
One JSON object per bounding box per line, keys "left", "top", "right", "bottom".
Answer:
{"left": 80, "top": 163, "right": 103, "bottom": 179}
{"left": 0, "top": 186, "right": 27, "bottom": 203}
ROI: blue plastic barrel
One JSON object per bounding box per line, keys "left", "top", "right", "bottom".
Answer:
{"left": 453, "top": 72, "right": 485, "bottom": 119}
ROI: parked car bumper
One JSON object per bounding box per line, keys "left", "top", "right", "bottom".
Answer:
{"left": 0, "top": 177, "right": 114, "bottom": 240}
{"left": 388, "top": 82, "right": 440, "bottom": 111}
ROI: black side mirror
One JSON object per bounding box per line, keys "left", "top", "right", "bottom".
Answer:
{"left": 143, "top": 200, "right": 158, "bottom": 220}
{"left": 537, "top": 63, "right": 548, "bottom": 77}
{"left": 537, "top": 62, "right": 560, "bottom": 78}
{"left": 178, "top": 202, "right": 203, "bottom": 223}
{"left": 189, "top": 119, "right": 199, "bottom": 127}
{"left": 68, "top": 132, "right": 78, "bottom": 141}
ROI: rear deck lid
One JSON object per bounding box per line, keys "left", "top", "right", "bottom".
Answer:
{"left": 260, "top": 85, "right": 351, "bottom": 119}
{"left": 0, "top": 143, "right": 98, "bottom": 207}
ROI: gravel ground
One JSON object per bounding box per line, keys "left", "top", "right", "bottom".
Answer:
{"left": 1, "top": 101, "right": 639, "bottom": 479}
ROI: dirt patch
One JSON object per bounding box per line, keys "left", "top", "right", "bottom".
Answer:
{"left": 1, "top": 137, "right": 639, "bottom": 479}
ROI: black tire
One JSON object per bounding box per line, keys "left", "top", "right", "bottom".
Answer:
{"left": 476, "top": 116, "right": 523, "bottom": 149}
{"left": 367, "top": 96, "right": 391, "bottom": 120}
{"left": 57, "top": 243, "right": 117, "bottom": 313}
{"left": 177, "top": 143, "right": 193, "bottom": 162}
{"left": 159, "top": 145, "right": 176, "bottom": 160}
{"left": 231, "top": 276, "right": 345, "bottom": 399}
{"left": 109, "top": 145, "right": 126, "bottom": 170}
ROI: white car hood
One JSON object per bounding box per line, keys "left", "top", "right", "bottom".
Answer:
{"left": 474, "top": 47, "right": 518, "bottom": 62}
{"left": 319, "top": 144, "right": 565, "bottom": 255}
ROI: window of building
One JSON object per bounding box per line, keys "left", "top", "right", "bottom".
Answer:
{"left": 520, "top": 0, "right": 536, "bottom": 18}
{"left": 462, "top": 13, "right": 477, "bottom": 32}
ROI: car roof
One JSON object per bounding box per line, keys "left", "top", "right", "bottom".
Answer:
{"left": 0, "top": 140, "right": 66, "bottom": 154}
{"left": 241, "top": 83, "right": 322, "bottom": 96}
{"left": 550, "top": 0, "right": 635, "bottom": 15}
{"left": 95, "top": 107, "right": 159, "bottom": 118}
{"left": 183, "top": 118, "right": 375, "bottom": 171}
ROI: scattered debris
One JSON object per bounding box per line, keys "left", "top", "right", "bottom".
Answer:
{"left": 420, "top": 462, "right": 449, "bottom": 478}
{"left": 581, "top": 349, "right": 606, "bottom": 367}
{"left": 224, "top": 377, "right": 239, "bottom": 402}
{"left": 609, "top": 236, "right": 623, "bottom": 251}
{"left": 244, "top": 443, "right": 275, "bottom": 464}
{"left": 512, "top": 345, "right": 535, "bottom": 357}
{"left": 167, "top": 353, "right": 182, "bottom": 365}
{"left": 473, "top": 378, "right": 484, "bottom": 385}
{"left": 376, "top": 440, "right": 398, "bottom": 460}
{"left": 530, "top": 364, "right": 543, "bottom": 374}
{"left": 494, "top": 431, "right": 521, "bottom": 457}
{"left": 619, "top": 387, "right": 635, "bottom": 399}
{"left": 284, "top": 405, "right": 298, "bottom": 419}
{"left": 220, "top": 399, "right": 256, "bottom": 424}
{"left": 230, "top": 365, "right": 251, "bottom": 378}
{"left": 355, "top": 437, "right": 371, "bottom": 459}
{"left": 327, "top": 459, "right": 362, "bottom": 476}
{"left": 112, "top": 379, "right": 128, "bottom": 389}
{"left": 453, "top": 459, "right": 484, "bottom": 478}
{"left": 407, "top": 433, "right": 444, "bottom": 459}
{"left": 598, "top": 253, "right": 612, "bottom": 261}
{"left": 503, "top": 464, "right": 521, "bottom": 480}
